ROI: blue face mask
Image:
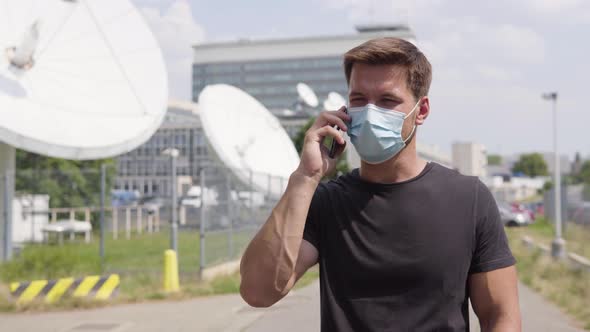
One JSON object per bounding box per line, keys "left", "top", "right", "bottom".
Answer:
{"left": 347, "top": 100, "right": 420, "bottom": 164}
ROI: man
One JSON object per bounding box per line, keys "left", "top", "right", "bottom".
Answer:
{"left": 240, "top": 37, "right": 521, "bottom": 331}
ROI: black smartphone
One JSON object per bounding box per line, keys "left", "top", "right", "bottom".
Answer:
{"left": 328, "top": 107, "right": 348, "bottom": 159}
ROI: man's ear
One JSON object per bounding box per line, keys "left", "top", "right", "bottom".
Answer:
{"left": 416, "top": 97, "right": 430, "bottom": 125}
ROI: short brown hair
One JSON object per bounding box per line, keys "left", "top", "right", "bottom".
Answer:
{"left": 343, "top": 37, "right": 432, "bottom": 100}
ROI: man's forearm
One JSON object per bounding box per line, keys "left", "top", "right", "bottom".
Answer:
{"left": 240, "top": 171, "right": 319, "bottom": 306}
{"left": 481, "top": 313, "right": 521, "bottom": 332}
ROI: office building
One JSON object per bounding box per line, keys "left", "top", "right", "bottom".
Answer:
{"left": 452, "top": 142, "right": 487, "bottom": 177}
{"left": 192, "top": 25, "right": 415, "bottom": 113}
{"left": 114, "top": 100, "right": 213, "bottom": 197}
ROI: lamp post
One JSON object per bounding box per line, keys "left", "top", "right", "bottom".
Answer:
{"left": 542, "top": 92, "right": 565, "bottom": 259}
{"left": 162, "top": 148, "right": 179, "bottom": 253}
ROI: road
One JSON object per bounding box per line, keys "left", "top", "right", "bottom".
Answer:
{"left": 0, "top": 281, "right": 584, "bottom": 332}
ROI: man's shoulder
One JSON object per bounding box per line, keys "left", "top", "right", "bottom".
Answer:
{"left": 426, "top": 162, "right": 478, "bottom": 186}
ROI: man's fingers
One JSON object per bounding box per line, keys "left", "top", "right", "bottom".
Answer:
{"left": 314, "top": 125, "right": 345, "bottom": 145}
{"left": 321, "top": 113, "right": 348, "bottom": 132}
{"left": 310, "top": 108, "right": 350, "bottom": 131}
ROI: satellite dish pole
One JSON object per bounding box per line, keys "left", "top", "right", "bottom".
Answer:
{"left": 0, "top": 145, "right": 14, "bottom": 261}
{"left": 162, "top": 148, "right": 179, "bottom": 253}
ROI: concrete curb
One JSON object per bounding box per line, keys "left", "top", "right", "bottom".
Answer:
{"left": 202, "top": 259, "right": 241, "bottom": 281}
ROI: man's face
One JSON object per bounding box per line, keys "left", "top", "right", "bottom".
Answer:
{"left": 348, "top": 63, "right": 422, "bottom": 141}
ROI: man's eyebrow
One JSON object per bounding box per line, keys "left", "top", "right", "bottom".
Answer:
{"left": 348, "top": 91, "right": 365, "bottom": 98}
{"left": 348, "top": 91, "right": 403, "bottom": 99}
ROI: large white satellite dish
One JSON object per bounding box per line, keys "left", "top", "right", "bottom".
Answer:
{"left": 199, "top": 84, "right": 299, "bottom": 198}
{"left": 0, "top": 0, "right": 168, "bottom": 160}
{"left": 323, "top": 91, "right": 346, "bottom": 110}
{"left": 296, "top": 82, "right": 318, "bottom": 108}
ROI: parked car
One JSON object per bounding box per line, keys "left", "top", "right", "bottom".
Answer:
{"left": 510, "top": 202, "right": 536, "bottom": 221}
{"left": 498, "top": 201, "right": 532, "bottom": 227}
{"left": 138, "top": 196, "right": 166, "bottom": 215}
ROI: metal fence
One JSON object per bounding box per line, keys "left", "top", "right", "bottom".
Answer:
{"left": 544, "top": 184, "right": 590, "bottom": 257}
{"left": 197, "top": 166, "right": 282, "bottom": 271}
{"left": 0, "top": 162, "right": 286, "bottom": 281}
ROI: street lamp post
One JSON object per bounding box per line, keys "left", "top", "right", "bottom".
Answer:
{"left": 542, "top": 92, "right": 565, "bottom": 259}
{"left": 163, "top": 148, "right": 179, "bottom": 253}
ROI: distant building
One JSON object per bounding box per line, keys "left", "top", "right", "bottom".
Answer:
{"left": 192, "top": 25, "right": 415, "bottom": 112}
{"left": 114, "top": 101, "right": 213, "bottom": 197}
{"left": 482, "top": 176, "right": 548, "bottom": 202}
{"left": 486, "top": 164, "right": 512, "bottom": 177}
{"left": 192, "top": 26, "right": 452, "bottom": 168}
{"left": 452, "top": 142, "right": 487, "bottom": 177}
{"left": 541, "top": 152, "right": 571, "bottom": 175}
{"left": 417, "top": 143, "right": 452, "bottom": 169}
{"left": 12, "top": 195, "right": 49, "bottom": 244}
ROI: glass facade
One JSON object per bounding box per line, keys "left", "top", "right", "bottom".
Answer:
{"left": 192, "top": 56, "right": 348, "bottom": 111}
{"left": 114, "top": 106, "right": 214, "bottom": 197}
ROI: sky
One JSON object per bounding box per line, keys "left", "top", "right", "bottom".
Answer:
{"left": 131, "top": 0, "right": 590, "bottom": 159}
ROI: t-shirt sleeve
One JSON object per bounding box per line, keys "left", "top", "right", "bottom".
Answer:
{"left": 469, "top": 180, "right": 516, "bottom": 274}
{"left": 302, "top": 185, "right": 324, "bottom": 253}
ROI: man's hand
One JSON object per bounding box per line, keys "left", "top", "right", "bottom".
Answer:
{"left": 296, "top": 106, "right": 350, "bottom": 182}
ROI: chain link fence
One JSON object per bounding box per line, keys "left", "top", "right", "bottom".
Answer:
{"left": 544, "top": 184, "right": 590, "bottom": 257}
{"left": 197, "top": 166, "right": 283, "bottom": 271}
{"left": 0, "top": 162, "right": 285, "bottom": 282}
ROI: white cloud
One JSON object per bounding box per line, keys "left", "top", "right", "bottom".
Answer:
{"left": 323, "top": 0, "right": 412, "bottom": 26}
{"left": 524, "top": 0, "right": 584, "bottom": 13}
{"left": 495, "top": 25, "right": 545, "bottom": 63}
{"left": 422, "top": 19, "right": 545, "bottom": 66}
{"left": 136, "top": 0, "right": 205, "bottom": 100}
{"left": 476, "top": 65, "right": 519, "bottom": 81}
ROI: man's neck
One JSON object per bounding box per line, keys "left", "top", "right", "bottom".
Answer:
{"left": 359, "top": 142, "right": 428, "bottom": 184}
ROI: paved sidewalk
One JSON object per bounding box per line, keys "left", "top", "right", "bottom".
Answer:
{"left": 0, "top": 281, "right": 584, "bottom": 331}
{"left": 244, "top": 281, "right": 585, "bottom": 332}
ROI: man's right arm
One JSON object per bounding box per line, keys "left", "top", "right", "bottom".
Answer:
{"left": 239, "top": 171, "right": 320, "bottom": 307}
{"left": 239, "top": 107, "right": 350, "bottom": 308}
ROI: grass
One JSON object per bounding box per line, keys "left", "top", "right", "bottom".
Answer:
{"left": 507, "top": 218, "right": 590, "bottom": 330}
{"left": 0, "top": 228, "right": 254, "bottom": 312}
{"left": 516, "top": 217, "right": 590, "bottom": 258}
{"left": 0, "top": 229, "right": 254, "bottom": 281}
{"left": 0, "top": 228, "right": 321, "bottom": 313}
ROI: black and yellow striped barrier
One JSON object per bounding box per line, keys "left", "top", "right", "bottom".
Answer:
{"left": 9, "top": 274, "right": 120, "bottom": 304}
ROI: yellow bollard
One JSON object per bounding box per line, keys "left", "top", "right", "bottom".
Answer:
{"left": 163, "top": 250, "right": 180, "bottom": 293}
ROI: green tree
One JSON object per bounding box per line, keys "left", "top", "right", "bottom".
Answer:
{"left": 293, "top": 117, "right": 316, "bottom": 154}
{"left": 578, "top": 160, "right": 590, "bottom": 184}
{"left": 15, "top": 150, "right": 116, "bottom": 209}
{"left": 487, "top": 154, "right": 502, "bottom": 166}
{"left": 511, "top": 153, "right": 548, "bottom": 177}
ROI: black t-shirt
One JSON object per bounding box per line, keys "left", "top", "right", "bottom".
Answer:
{"left": 303, "top": 162, "right": 515, "bottom": 332}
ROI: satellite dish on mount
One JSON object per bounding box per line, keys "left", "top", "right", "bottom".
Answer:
{"left": 199, "top": 84, "right": 300, "bottom": 199}
{"left": 0, "top": 0, "right": 168, "bottom": 160}
{"left": 323, "top": 91, "right": 346, "bottom": 110}
{"left": 296, "top": 82, "right": 318, "bottom": 108}
{"left": 0, "top": 0, "right": 168, "bottom": 260}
